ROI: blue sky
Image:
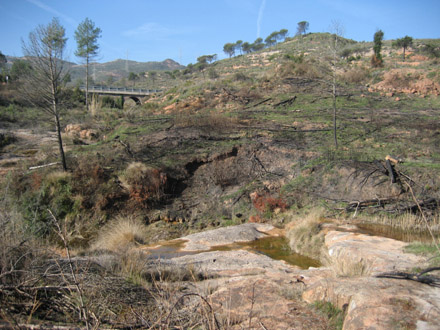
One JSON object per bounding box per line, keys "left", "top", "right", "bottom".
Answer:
{"left": 1, "top": 0, "right": 439, "bottom": 65}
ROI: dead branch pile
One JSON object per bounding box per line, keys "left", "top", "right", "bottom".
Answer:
{"left": 343, "top": 158, "right": 440, "bottom": 216}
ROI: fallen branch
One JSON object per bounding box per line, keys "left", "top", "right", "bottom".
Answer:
{"left": 345, "top": 198, "right": 397, "bottom": 212}
{"left": 273, "top": 96, "right": 297, "bottom": 107}
{"left": 243, "top": 97, "right": 272, "bottom": 109}
{"left": 29, "top": 162, "right": 60, "bottom": 170}
{"left": 376, "top": 267, "right": 440, "bottom": 287}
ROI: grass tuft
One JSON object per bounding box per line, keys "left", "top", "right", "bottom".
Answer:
{"left": 286, "top": 208, "right": 326, "bottom": 260}
{"left": 92, "top": 215, "right": 148, "bottom": 252}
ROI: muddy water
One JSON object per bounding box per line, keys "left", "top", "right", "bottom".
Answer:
{"left": 354, "top": 223, "right": 439, "bottom": 243}
{"left": 144, "top": 236, "right": 320, "bottom": 269}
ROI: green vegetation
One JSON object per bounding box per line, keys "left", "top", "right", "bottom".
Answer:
{"left": 392, "top": 35, "right": 413, "bottom": 61}
{"left": 312, "top": 301, "right": 345, "bottom": 330}
{"left": 74, "top": 17, "right": 102, "bottom": 112}
{"left": 372, "top": 29, "right": 384, "bottom": 67}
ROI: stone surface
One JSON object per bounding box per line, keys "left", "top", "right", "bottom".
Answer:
{"left": 145, "top": 223, "right": 440, "bottom": 329}
{"left": 325, "top": 230, "right": 424, "bottom": 274}
{"left": 177, "top": 223, "right": 276, "bottom": 251}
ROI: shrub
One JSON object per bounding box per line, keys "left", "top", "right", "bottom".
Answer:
{"left": 252, "top": 193, "right": 288, "bottom": 218}
{"left": 0, "top": 132, "right": 17, "bottom": 149}
{"left": 233, "top": 72, "right": 249, "bottom": 81}
{"left": 119, "top": 162, "right": 167, "bottom": 207}
{"left": 208, "top": 68, "right": 219, "bottom": 79}
{"left": 101, "top": 95, "right": 124, "bottom": 109}
{"left": 19, "top": 171, "right": 79, "bottom": 237}
{"left": 341, "top": 67, "right": 369, "bottom": 84}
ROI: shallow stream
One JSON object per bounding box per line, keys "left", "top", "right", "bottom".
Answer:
{"left": 143, "top": 235, "right": 320, "bottom": 269}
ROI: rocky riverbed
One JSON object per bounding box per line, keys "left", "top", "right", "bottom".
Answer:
{"left": 141, "top": 223, "right": 440, "bottom": 329}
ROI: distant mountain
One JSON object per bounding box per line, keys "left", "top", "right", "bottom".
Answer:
{"left": 4, "top": 56, "right": 185, "bottom": 84}
{"left": 70, "top": 58, "right": 185, "bottom": 83}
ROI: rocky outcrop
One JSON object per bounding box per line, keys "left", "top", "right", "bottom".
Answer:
{"left": 145, "top": 224, "right": 440, "bottom": 329}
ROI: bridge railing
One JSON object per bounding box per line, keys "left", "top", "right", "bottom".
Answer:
{"left": 79, "top": 85, "right": 162, "bottom": 94}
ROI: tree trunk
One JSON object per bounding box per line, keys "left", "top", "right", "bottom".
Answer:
{"left": 403, "top": 47, "right": 406, "bottom": 62}
{"left": 332, "top": 74, "right": 338, "bottom": 149}
{"left": 55, "top": 114, "right": 67, "bottom": 171}
{"left": 85, "top": 56, "right": 89, "bottom": 112}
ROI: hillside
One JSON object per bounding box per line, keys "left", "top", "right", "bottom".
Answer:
{"left": 1, "top": 33, "right": 440, "bottom": 329}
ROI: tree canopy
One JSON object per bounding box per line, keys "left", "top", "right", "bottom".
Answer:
{"left": 372, "top": 29, "right": 384, "bottom": 67}
{"left": 74, "top": 18, "right": 102, "bottom": 111}
{"left": 392, "top": 35, "right": 413, "bottom": 61}
{"left": 74, "top": 18, "right": 101, "bottom": 61}
{"left": 297, "top": 21, "right": 309, "bottom": 36}
{"left": 0, "top": 51, "right": 6, "bottom": 69}
{"left": 223, "top": 43, "right": 236, "bottom": 58}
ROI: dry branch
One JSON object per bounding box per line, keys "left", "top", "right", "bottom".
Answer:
{"left": 273, "top": 96, "right": 297, "bottom": 107}
{"left": 376, "top": 267, "right": 440, "bottom": 287}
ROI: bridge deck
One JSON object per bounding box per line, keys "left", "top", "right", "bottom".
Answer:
{"left": 80, "top": 86, "right": 162, "bottom": 96}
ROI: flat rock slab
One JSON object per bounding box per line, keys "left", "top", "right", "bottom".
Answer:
{"left": 325, "top": 230, "right": 424, "bottom": 274}
{"left": 156, "top": 249, "right": 294, "bottom": 277}
{"left": 302, "top": 276, "right": 440, "bottom": 330}
{"left": 209, "top": 274, "right": 329, "bottom": 330}
{"left": 177, "top": 223, "right": 276, "bottom": 251}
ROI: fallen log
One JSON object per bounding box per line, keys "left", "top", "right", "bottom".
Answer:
{"left": 273, "top": 96, "right": 297, "bottom": 107}
{"left": 385, "top": 159, "right": 397, "bottom": 183}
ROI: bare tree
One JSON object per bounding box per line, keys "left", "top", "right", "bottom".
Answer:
{"left": 328, "top": 20, "right": 345, "bottom": 149}
{"left": 22, "top": 18, "right": 68, "bottom": 170}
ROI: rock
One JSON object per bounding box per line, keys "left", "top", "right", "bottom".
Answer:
{"left": 143, "top": 224, "right": 440, "bottom": 329}
{"left": 300, "top": 230, "right": 439, "bottom": 329}
{"left": 303, "top": 276, "right": 440, "bottom": 330}
{"left": 158, "top": 249, "right": 293, "bottom": 277}
{"left": 177, "top": 223, "right": 275, "bottom": 251}
{"left": 324, "top": 231, "right": 423, "bottom": 275}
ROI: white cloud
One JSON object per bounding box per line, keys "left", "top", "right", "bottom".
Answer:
{"left": 26, "top": 0, "right": 77, "bottom": 27}
{"left": 257, "top": 0, "right": 266, "bottom": 38}
{"left": 122, "top": 22, "right": 190, "bottom": 40}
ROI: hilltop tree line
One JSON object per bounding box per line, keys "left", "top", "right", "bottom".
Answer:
{"left": 223, "top": 28, "right": 290, "bottom": 58}
{"left": 222, "top": 21, "right": 311, "bottom": 59}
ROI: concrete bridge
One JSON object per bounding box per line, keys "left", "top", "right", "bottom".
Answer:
{"left": 80, "top": 85, "right": 162, "bottom": 105}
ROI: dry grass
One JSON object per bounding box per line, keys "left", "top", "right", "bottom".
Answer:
{"left": 286, "top": 208, "right": 326, "bottom": 260}
{"left": 341, "top": 66, "right": 369, "bottom": 84}
{"left": 326, "top": 256, "right": 372, "bottom": 278}
{"left": 91, "top": 215, "right": 148, "bottom": 252}
{"left": 174, "top": 111, "right": 240, "bottom": 133}
{"left": 361, "top": 212, "right": 440, "bottom": 234}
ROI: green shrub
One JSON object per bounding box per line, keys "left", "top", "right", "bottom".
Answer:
{"left": 101, "top": 95, "right": 123, "bottom": 109}
{"left": 19, "top": 171, "right": 79, "bottom": 237}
